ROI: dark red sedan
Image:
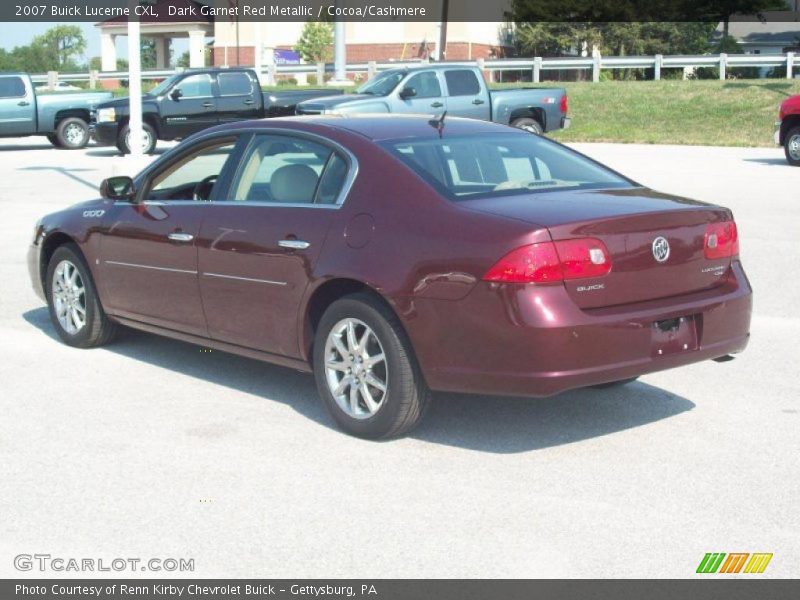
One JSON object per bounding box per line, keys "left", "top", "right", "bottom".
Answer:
{"left": 28, "top": 115, "right": 752, "bottom": 438}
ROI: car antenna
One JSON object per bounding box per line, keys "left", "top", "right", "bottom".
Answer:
{"left": 428, "top": 111, "right": 447, "bottom": 138}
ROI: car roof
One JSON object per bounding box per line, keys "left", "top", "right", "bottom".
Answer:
{"left": 379, "top": 61, "right": 480, "bottom": 72}
{"left": 211, "top": 114, "right": 518, "bottom": 142}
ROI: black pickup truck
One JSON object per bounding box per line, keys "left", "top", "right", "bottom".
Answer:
{"left": 91, "top": 68, "right": 343, "bottom": 154}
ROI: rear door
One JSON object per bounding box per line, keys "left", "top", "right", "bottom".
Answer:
{"left": 161, "top": 73, "right": 217, "bottom": 139}
{"left": 215, "top": 71, "right": 261, "bottom": 124}
{"left": 0, "top": 75, "right": 35, "bottom": 135}
{"left": 395, "top": 70, "right": 446, "bottom": 115}
{"left": 443, "top": 68, "right": 490, "bottom": 121}
{"left": 196, "top": 132, "right": 352, "bottom": 357}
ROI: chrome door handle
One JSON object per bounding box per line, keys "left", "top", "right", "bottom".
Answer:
{"left": 18, "top": 101, "right": 30, "bottom": 106}
{"left": 243, "top": 99, "right": 255, "bottom": 105}
{"left": 202, "top": 102, "right": 214, "bottom": 108}
{"left": 167, "top": 232, "right": 194, "bottom": 242}
{"left": 430, "top": 101, "right": 444, "bottom": 108}
{"left": 472, "top": 99, "right": 485, "bottom": 105}
{"left": 278, "top": 239, "right": 310, "bottom": 250}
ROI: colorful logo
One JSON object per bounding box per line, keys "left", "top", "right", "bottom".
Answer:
{"left": 696, "top": 553, "right": 773, "bottom": 574}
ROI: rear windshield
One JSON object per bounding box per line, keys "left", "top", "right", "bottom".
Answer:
{"left": 381, "top": 133, "right": 633, "bottom": 200}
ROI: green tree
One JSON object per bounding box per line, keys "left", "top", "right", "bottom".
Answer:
{"left": 32, "top": 25, "right": 86, "bottom": 70}
{"left": 294, "top": 22, "right": 333, "bottom": 63}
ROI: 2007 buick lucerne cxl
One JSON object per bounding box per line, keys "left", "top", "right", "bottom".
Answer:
{"left": 28, "top": 115, "right": 752, "bottom": 439}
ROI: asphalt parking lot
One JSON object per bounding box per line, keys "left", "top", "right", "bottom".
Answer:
{"left": 0, "top": 136, "right": 797, "bottom": 578}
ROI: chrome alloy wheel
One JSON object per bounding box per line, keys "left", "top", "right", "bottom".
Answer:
{"left": 52, "top": 260, "right": 86, "bottom": 334}
{"left": 324, "top": 318, "right": 388, "bottom": 419}
{"left": 64, "top": 122, "right": 87, "bottom": 146}
{"left": 789, "top": 133, "right": 800, "bottom": 161}
{"left": 126, "top": 128, "right": 152, "bottom": 152}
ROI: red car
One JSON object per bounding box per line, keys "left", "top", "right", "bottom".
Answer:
{"left": 28, "top": 115, "right": 752, "bottom": 439}
{"left": 777, "top": 94, "right": 800, "bottom": 166}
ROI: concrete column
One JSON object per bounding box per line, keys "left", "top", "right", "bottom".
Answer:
{"left": 533, "top": 57, "right": 542, "bottom": 83}
{"left": 154, "top": 36, "right": 169, "bottom": 69}
{"left": 330, "top": 18, "right": 349, "bottom": 85}
{"left": 253, "top": 23, "right": 263, "bottom": 84}
{"left": 719, "top": 53, "right": 727, "bottom": 80}
{"left": 47, "top": 71, "right": 58, "bottom": 88}
{"left": 316, "top": 62, "right": 325, "bottom": 85}
{"left": 787, "top": 52, "right": 795, "bottom": 79}
{"left": 367, "top": 61, "right": 377, "bottom": 79}
{"left": 100, "top": 33, "right": 117, "bottom": 71}
{"left": 89, "top": 70, "right": 98, "bottom": 89}
{"left": 654, "top": 54, "right": 662, "bottom": 80}
{"left": 188, "top": 30, "right": 206, "bottom": 68}
{"left": 127, "top": 16, "right": 143, "bottom": 157}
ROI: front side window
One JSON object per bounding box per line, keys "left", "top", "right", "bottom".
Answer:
{"left": 0, "top": 76, "right": 25, "bottom": 98}
{"left": 218, "top": 72, "right": 253, "bottom": 96}
{"left": 356, "top": 70, "right": 405, "bottom": 96}
{"left": 231, "top": 135, "right": 348, "bottom": 205}
{"left": 404, "top": 72, "right": 441, "bottom": 99}
{"left": 444, "top": 70, "right": 481, "bottom": 96}
{"left": 174, "top": 74, "right": 213, "bottom": 98}
{"left": 148, "top": 141, "right": 236, "bottom": 201}
{"left": 382, "top": 133, "right": 632, "bottom": 200}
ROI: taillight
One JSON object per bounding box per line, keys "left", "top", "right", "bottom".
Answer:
{"left": 483, "top": 238, "right": 610, "bottom": 284}
{"left": 704, "top": 221, "right": 738, "bottom": 259}
{"left": 560, "top": 94, "right": 568, "bottom": 114}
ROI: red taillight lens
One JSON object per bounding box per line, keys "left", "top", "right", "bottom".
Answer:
{"left": 554, "top": 238, "right": 611, "bottom": 280}
{"left": 483, "top": 238, "right": 611, "bottom": 284}
{"left": 704, "top": 221, "right": 739, "bottom": 259}
{"left": 560, "top": 94, "right": 568, "bottom": 114}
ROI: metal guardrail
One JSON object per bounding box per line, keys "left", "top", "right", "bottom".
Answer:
{"left": 30, "top": 52, "right": 796, "bottom": 87}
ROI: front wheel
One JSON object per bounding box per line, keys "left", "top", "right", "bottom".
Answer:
{"left": 511, "top": 117, "right": 543, "bottom": 135}
{"left": 45, "top": 244, "right": 117, "bottom": 348}
{"left": 116, "top": 122, "right": 157, "bottom": 155}
{"left": 55, "top": 117, "right": 89, "bottom": 149}
{"left": 313, "top": 293, "right": 429, "bottom": 439}
{"left": 47, "top": 133, "right": 62, "bottom": 148}
{"left": 784, "top": 126, "right": 800, "bottom": 167}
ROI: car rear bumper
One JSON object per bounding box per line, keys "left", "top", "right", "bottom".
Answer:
{"left": 91, "top": 121, "right": 118, "bottom": 145}
{"left": 561, "top": 116, "right": 571, "bottom": 130}
{"left": 405, "top": 261, "right": 752, "bottom": 397}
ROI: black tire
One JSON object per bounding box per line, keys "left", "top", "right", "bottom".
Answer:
{"left": 784, "top": 126, "right": 800, "bottom": 167}
{"left": 55, "top": 117, "right": 89, "bottom": 149}
{"left": 116, "top": 122, "right": 157, "bottom": 155}
{"left": 46, "top": 133, "right": 62, "bottom": 148}
{"left": 591, "top": 377, "right": 639, "bottom": 390}
{"left": 511, "top": 116, "right": 544, "bottom": 135}
{"left": 313, "top": 293, "right": 429, "bottom": 439}
{"left": 45, "top": 244, "right": 117, "bottom": 348}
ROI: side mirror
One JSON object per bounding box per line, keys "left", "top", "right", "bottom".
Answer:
{"left": 170, "top": 88, "right": 183, "bottom": 101}
{"left": 399, "top": 86, "right": 417, "bottom": 100}
{"left": 100, "top": 176, "right": 135, "bottom": 201}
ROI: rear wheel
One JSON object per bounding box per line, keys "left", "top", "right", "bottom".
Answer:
{"left": 784, "top": 126, "right": 800, "bottom": 167}
{"left": 512, "top": 117, "right": 543, "bottom": 135}
{"left": 45, "top": 244, "right": 117, "bottom": 348}
{"left": 116, "top": 122, "right": 157, "bottom": 155}
{"left": 313, "top": 293, "right": 429, "bottom": 439}
{"left": 55, "top": 117, "right": 89, "bottom": 149}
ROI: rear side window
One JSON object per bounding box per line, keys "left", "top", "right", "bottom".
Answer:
{"left": 444, "top": 70, "right": 481, "bottom": 96}
{"left": 218, "top": 72, "right": 253, "bottom": 96}
{"left": 0, "top": 76, "right": 26, "bottom": 98}
{"left": 231, "top": 135, "right": 348, "bottom": 205}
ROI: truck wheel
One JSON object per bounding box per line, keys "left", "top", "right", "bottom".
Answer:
{"left": 313, "top": 293, "right": 430, "bottom": 439}
{"left": 785, "top": 126, "right": 800, "bottom": 167}
{"left": 512, "top": 117, "right": 543, "bottom": 136}
{"left": 55, "top": 117, "right": 89, "bottom": 149}
{"left": 47, "top": 134, "right": 62, "bottom": 148}
{"left": 117, "top": 123, "right": 157, "bottom": 155}
{"left": 45, "top": 244, "right": 117, "bottom": 348}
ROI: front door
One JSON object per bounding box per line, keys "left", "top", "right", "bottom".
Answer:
{"left": 443, "top": 69, "right": 491, "bottom": 121}
{"left": 0, "top": 75, "right": 35, "bottom": 135}
{"left": 395, "top": 70, "right": 447, "bottom": 115}
{"left": 99, "top": 138, "right": 238, "bottom": 336}
{"left": 197, "top": 132, "right": 351, "bottom": 357}
{"left": 161, "top": 73, "right": 217, "bottom": 139}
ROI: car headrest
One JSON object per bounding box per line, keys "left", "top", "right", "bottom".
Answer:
{"left": 270, "top": 164, "right": 318, "bottom": 203}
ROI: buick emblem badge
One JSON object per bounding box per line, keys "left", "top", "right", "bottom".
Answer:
{"left": 652, "top": 236, "right": 670, "bottom": 263}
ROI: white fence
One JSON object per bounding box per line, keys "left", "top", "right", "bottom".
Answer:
{"left": 30, "top": 52, "right": 796, "bottom": 88}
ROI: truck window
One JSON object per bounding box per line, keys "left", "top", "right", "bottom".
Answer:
{"left": 0, "top": 76, "right": 26, "bottom": 98}
{"left": 218, "top": 72, "right": 253, "bottom": 96}
{"left": 405, "top": 72, "right": 441, "bottom": 99}
{"left": 444, "top": 70, "right": 481, "bottom": 96}
{"left": 175, "top": 74, "right": 213, "bottom": 98}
